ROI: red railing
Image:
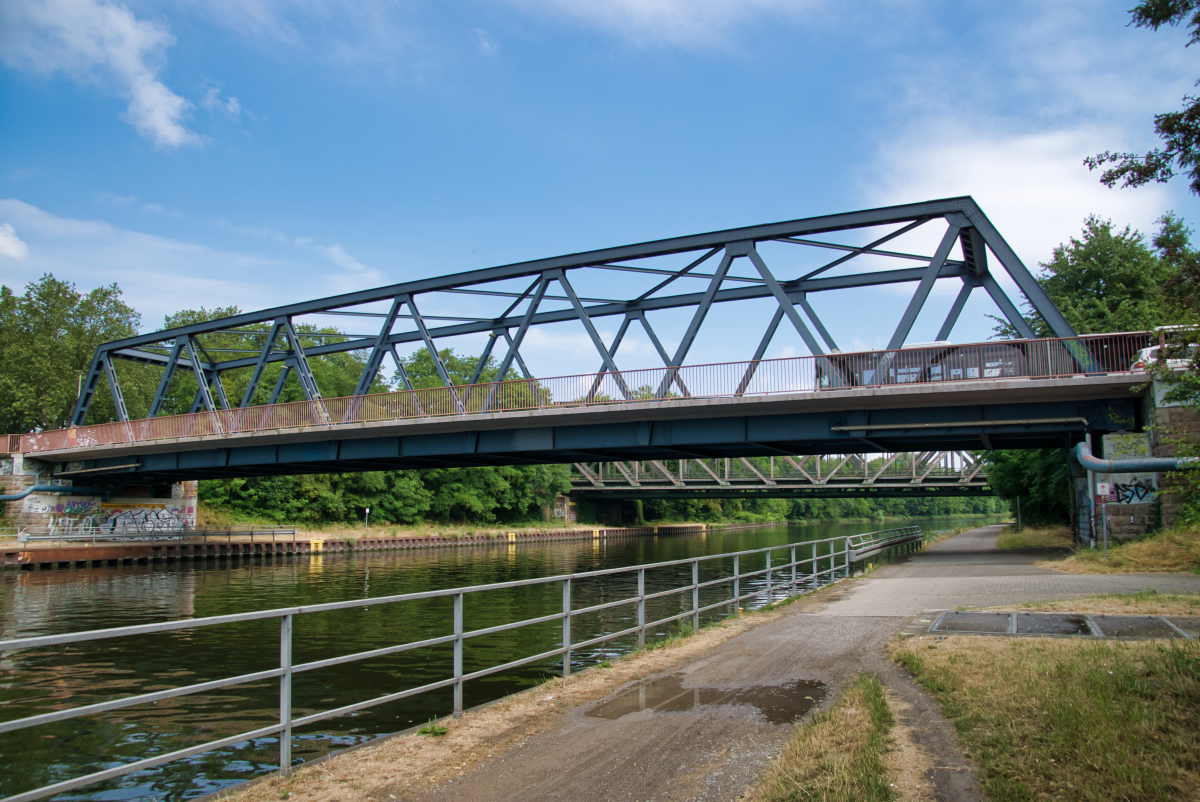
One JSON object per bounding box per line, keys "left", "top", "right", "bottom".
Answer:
{"left": 7, "top": 333, "right": 1151, "bottom": 455}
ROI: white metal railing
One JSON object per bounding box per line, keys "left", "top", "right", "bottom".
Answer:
{"left": 17, "top": 525, "right": 298, "bottom": 546}
{"left": 0, "top": 527, "right": 924, "bottom": 802}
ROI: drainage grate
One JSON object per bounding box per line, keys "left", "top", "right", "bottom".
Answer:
{"left": 1089, "top": 615, "right": 1179, "bottom": 638}
{"left": 927, "top": 612, "right": 1198, "bottom": 639}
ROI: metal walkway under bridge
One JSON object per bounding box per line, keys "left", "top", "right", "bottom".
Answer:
{"left": 569, "top": 452, "right": 990, "bottom": 500}
{"left": 4, "top": 197, "right": 1148, "bottom": 483}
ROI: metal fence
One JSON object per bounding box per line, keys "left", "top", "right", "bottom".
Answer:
{"left": 8, "top": 333, "right": 1151, "bottom": 455}
{"left": 19, "top": 525, "right": 297, "bottom": 546}
{"left": 0, "top": 527, "right": 924, "bottom": 802}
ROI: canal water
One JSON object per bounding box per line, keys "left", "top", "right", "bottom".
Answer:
{"left": 0, "top": 517, "right": 997, "bottom": 801}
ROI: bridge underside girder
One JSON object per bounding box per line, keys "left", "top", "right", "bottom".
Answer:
{"left": 59, "top": 395, "right": 1136, "bottom": 483}
{"left": 573, "top": 486, "right": 994, "bottom": 500}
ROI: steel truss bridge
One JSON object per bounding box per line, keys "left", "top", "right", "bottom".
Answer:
{"left": 4, "top": 197, "right": 1149, "bottom": 483}
{"left": 570, "top": 452, "right": 991, "bottom": 500}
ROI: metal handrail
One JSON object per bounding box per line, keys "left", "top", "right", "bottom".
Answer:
{"left": 7, "top": 332, "right": 1150, "bottom": 455}
{"left": 0, "top": 527, "right": 924, "bottom": 802}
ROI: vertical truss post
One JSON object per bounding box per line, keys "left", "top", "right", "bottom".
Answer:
{"left": 240, "top": 321, "right": 285, "bottom": 408}
{"left": 149, "top": 340, "right": 186, "bottom": 417}
{"left": 793, "top": 292, "right": 839, "bottom": 352}
{"left": 484, "top": 276, "right": 549, "bottom": 412}
{"left": 353, "top": 297, "right": 405, "bottom": 397}
{"left": 184, "top": 338, "right": 218, "bottom": 413}
{"left": 211, "top": 372, "right": 232, "bottom": 411}
{"left": 269, "top": 363, "right": 293, "bottom": 405}
{"left": 282, "top": 319, "right": 325, "bottom": 403}
{"left": 101, "top": 352, "right": 130, "bottom": 422}
{"left": 979, "top": 273, "right": 1036, "bottom": 338}
{"left": 490, "top": 277, "right": 549, "bottom": 396}
{"left": 407, "top": 295, "right": 463, "bottom": 413}
{"left": 585, "top": 313, "right": 635, "bottom": 400}
{"left": 736, "top": 307, "right": 785, "bottom": 396}
{"left": 637, "top": 313, "right": 691, "bottom": 397}
{"left": 71, "top": 351, "right": 107, "bottom": 426}
{"left": 556, "top": 270, "right": 633, "bottom": 399}
{"left": 747, "top": 245, "right": 825, "bottom": 356}
{"left": 469, "top": 332, "right": 501, "bottom": 385}
{"left": 500, "top": 331, "right": 533, "bottom": 379}
{"left": 887, "top": 221, "right": 962, "bottom": 350}
{"left": 966, "top": 215, "right": 1078, "bottom": 338}
{"left": 656, "top": 249, "right": 733, "bottom": 398}
{"left": 936, "top": 279, "right": 975, "bottom": 342}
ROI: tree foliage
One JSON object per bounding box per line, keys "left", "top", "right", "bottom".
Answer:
{"left": 1085, "top": 1, "right": 1200, "bottom": 196}
{"left": 0, "top": 274, "right": 144, "bottom": 433}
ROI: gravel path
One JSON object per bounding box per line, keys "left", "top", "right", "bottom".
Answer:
{"left": 406, "top": 524, "right": 1200, "bottom": 802}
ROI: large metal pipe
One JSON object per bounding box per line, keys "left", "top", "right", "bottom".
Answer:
{"left": 0, "top": 484, "right": 109, "bottom": 502}
{"left": 1074, "top": 441, "right": 1200, "bottom": 474}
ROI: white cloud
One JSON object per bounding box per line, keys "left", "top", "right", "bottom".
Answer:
{"left": 501, "top": 0, "right": 825, "bottom": 46}
{"left": 200, "top": 85, "right": 242, "bottom": 119}
{"left": 0, "top": 198, "right": 300, "bottom": 326}
{"left": 0, "top": 223, "right": 30, "bottom": 261}
{"left": 473, "top": 28, "right": 498, "bottom": 56}
{"left": 0, "top": 0, "right": 199, "bottom": 148}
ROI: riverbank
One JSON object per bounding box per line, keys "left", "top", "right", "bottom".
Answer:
{"left": 215, "top": 604, "right": 801, "bottom": 802}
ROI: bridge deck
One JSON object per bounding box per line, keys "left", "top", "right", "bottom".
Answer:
{"left": 15, "top": 371, "right": 1144, "bottom": 481}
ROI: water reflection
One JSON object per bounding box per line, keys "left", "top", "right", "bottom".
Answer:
{"left": 0, "top": 517, "right": 996, "bottom": 801}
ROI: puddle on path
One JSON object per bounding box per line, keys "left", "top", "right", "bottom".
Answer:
{"left": 586, "top": 674, "right": 825, "bottom": 724}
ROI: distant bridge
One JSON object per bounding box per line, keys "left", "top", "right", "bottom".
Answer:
{"left": 568, "top": 452, "right": 992, "bottom": 500}
{"left": 3, "top": 197, "right": 1149, "bottom": 484}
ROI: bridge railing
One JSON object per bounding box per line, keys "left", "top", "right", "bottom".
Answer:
{"left": 0, "top": 527, "right": 922, "bottom": 802}
{"left": 10, "top": 332, "right": 1150, "bottom": 454}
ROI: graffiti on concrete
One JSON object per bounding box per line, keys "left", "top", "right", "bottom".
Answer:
{"left": 1103, "top": 433, "right": 1150, "bottom": 460}
{"left": 99, "top": 505, "right": 195, "bottom": 533}
{"left": 1102, "top": 472, "right": 1158, "bottom": 504}
{"left": 23, "top": 494, "right": 101, "bottom": 515}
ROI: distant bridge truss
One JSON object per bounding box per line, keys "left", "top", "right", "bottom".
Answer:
{"left": 570, "top": 452, "right": 991, "bottom": 500}
{"left": 70, "top": 196, "right": 1075, "bottom": 428}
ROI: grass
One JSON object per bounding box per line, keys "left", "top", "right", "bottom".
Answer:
{"left": 996, "top": 523, "right": 1073, "bottom": 550}
{"left": 1045, "top": 524, "right": 1200, "bottom": 574}
{"left": 891, "top": 635, "right": 1200, "bottom": 802}
{"left": 747, "top": 674, "right": 896, "bottom": 802}
{"left": 975, "top": 588, "right": 1200, "bottom": 617}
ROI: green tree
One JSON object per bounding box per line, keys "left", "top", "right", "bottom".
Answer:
{"left": 0, "top": 274, "right": 148, "bottom": 432}
{"left": 1086, "top": 1, "right": 1200, "bottom": 196}
{"left": 996, "top": 216, "right": 1170, "bottom": 337}
{"left": 983, "top": 449, "right": 1072, "bottom": 527}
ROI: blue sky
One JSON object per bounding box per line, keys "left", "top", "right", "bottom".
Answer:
{"left": 1, "top": 0, "right": 1198, "bottom": 378}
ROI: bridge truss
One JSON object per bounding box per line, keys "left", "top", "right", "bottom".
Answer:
{"left": 570, "top": 452, "right": 991, "bottom": 500}
{"left": 71, "top": 196, "right": 1075, "bottom": 428}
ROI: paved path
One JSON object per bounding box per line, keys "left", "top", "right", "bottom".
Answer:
{"left": 409, "top": 525, "right": 1200, "bottom": 802}
{"left": 813, "top": 523, "right": 1200, "bottom": 616}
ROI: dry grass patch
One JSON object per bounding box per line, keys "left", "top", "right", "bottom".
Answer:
{"left": 995, "top": 524, "right": 1072, "bottom": 550}
{"left": 891, "top": 635, "right": 1200, "bottom": 802}
{"left": 976, "top": 588, "right": 1200, "bottom": 617}
{"left": 747, "top": 674, "right": 902, "bottom": 802}
{"left": 217, "top": 609, "right": 787, "bottom": 802}
{"left": 1043, "top": 525, "right": 1200, "bottom": 574}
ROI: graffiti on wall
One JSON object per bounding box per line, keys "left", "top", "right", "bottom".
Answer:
{"left": 1103, "top": 433, "right": 1150, "bottom": 460}
{"left": 95, "top": 500, "right": 197, "bottom": 533}
{"left": 1099, "top": 473, "right": 1158, "bottom": 504}
{"left": 23, "top": 494, "right": 101, "bottom": 515}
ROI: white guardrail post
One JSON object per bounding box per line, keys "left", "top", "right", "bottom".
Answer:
{"left": 637, "top": 569, "right": 646, "bottom": 648}
{"left": 453, "top": 593, "right": 464, "bottom": 717}
{"left": 691, "top": 560, "right": 700, "bottom": 633}
{"left": 732, "top": 555, "right": 740, "bottom": 615}
{"left": 562, "top": 577, "right": 572, "bottom": 677}
{"left": 279, "top": 614, "right": 293, "bottom": 773}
